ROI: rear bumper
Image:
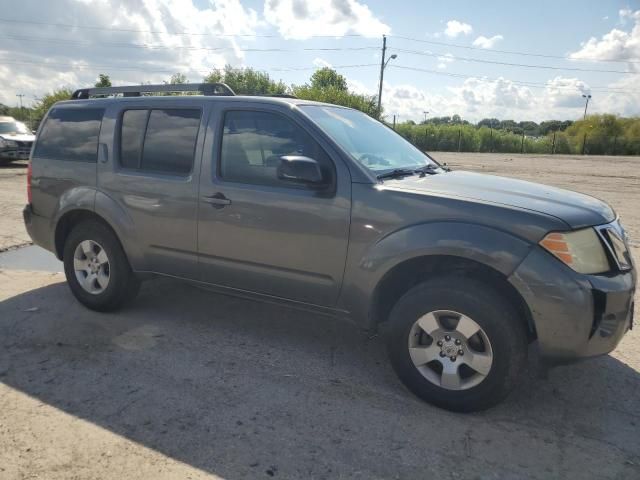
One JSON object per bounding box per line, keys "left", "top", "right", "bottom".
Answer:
{"left": 23, "top": 204, "right": 54, "bottom": 252}
{"left": 509, "top": 246, "right": 635, "bottom": 364}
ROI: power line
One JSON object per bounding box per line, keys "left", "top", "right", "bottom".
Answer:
{"left": 0, "top": 33, "right": 378, "bottom": 53}
{"left": 388, "top": 65, "right": 640, "bottom": 94}
{"left": 0, "top": 57, "right": 378, "bottom": 75}
{"left": 390, "top": 48, "right": 640, "bottom": 75}
{"left": 390, "top": 35, "right": 640, "bottom": 65}
{"left": 0, "top": 17, "right": 367, "bottom": 38}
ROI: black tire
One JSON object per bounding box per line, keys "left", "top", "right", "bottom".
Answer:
{"left": 385, "top": 276, "right": 527, "bottom": 412}
{"left": 63, "top": 220, "right": 140, "bottom": 312}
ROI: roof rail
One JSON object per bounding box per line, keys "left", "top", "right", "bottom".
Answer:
{"left": 70, "top": 83, "right": 235, "bottom": 100}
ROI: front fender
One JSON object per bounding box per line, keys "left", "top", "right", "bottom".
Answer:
{"left": 340, "top": 221, "right": 534, "bottom": 328}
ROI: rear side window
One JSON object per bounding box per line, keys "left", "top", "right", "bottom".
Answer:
{"left": 34, "top": 108, "right": 104, "bottom": 162}
{"left": 119, "top": 108, "right": 200, "bottom": 175}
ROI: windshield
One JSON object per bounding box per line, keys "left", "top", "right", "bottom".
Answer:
{"left": 300, "top": 105, "right": 438, "bottom": 174}
{"left": 0, "top": 121, "right": 29, "bottom": 135}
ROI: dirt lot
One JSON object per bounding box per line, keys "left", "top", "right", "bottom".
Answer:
{"left": 0, "top": 154, "right": 639, "bottom": 479}
{"left": 0, "top": 161, "right": 30, "bottom": 251}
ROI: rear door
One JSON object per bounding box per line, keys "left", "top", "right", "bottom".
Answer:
{"left": 98, "top": 100, "right": 206, "bottom": 278}
{"left": 197, "top": 102, "right": 351, "bottom": 307}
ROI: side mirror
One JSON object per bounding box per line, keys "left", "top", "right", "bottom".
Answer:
{"left": 277, "top": 155, "right": 325, "bottom": 186}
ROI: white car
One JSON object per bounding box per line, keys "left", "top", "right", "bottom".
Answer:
{"left": 0, "top": 116, "right": 35, "bottom": 164}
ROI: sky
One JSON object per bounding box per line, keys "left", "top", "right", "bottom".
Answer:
{"left": 0, "top": 0, "right": 639, "bottom": 122}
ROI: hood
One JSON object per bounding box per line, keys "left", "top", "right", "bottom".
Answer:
{"left": 382, "top": 170, "right": 615, "bottom": 229}
{"left": 0, "top": 132, "right": 35, "bottom": 142}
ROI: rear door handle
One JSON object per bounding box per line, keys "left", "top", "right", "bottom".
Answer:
{"left": 202, "top": 192, "right": 232, "bottom": 208}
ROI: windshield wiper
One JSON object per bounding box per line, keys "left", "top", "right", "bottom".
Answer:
{"left": 376, "top": 168, "right": 416, "bottom": 180}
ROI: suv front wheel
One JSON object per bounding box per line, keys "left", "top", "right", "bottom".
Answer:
{"left": 385, "top": 276, "right": 527, "bottom": 412}
{"left": 63, "top": 220, "right": 140, "bottom": 312}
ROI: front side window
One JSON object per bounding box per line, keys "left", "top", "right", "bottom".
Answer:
{"left": 299, "top": 105, "right": 438, "bottom": 174}
{"left": 220, "top": 110, "right": 331, "bottom": 187}
{"left": 119, "top": 108, "right": 201, "bottom": 175}
{"left": 34, "top": 108, "right": 104, "bottom": 162}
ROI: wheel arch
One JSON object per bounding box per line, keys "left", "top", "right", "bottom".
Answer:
{"left": 370, "top": 255, "right": 537, "bottom": 341}
{"left": 54, "top": 209, "right": 120, "bottom": 260}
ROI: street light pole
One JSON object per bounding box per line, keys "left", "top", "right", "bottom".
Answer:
{"left": 423, "top": 111, "right": 429, "bottom": 123}
{"left": 376, "top": 35, "right": 397, "bottom": 117}
{"left": 582, "top": 94, "right": 592, "bottom": 120}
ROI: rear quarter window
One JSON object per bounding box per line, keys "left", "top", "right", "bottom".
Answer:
{"left": 34, "top": 108, "right": 104, "bottom": 162}
{"left": 118, "top": 108, "right": 201, "bottom": 175}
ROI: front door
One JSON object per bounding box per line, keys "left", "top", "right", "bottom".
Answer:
{"left": 197, "top": 106, "right": 351, "bottom": 307}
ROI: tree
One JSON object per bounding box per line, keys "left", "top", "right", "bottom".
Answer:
{"left": 32, "top": 88, "right": 73, "bottom": 127}
{"left": 167, "top": 73, "right": 188, "bottom": 84}
{"left": 309, "top": 67, "right": 348, "bottom": 91}
{"left": 203, "top": 65, "right": 287, "bottom": 95}
{"left": 95, "top": 74, "right": 112, "bottom": 87}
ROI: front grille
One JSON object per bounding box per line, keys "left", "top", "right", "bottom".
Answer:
{"left": 596, "top": 221, "right": 633, "bottom": 272}
{"left": 16, "top": 141, "right": 33, "bottom": 148}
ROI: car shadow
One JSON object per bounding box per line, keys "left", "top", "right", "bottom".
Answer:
{"left": 1, "top": 277, "right": 639, "bottom": 479}
{"left": 0, "top": 160, "right": 28, "bottom": 169}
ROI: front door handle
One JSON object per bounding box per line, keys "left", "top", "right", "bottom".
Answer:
{"left": 202, "top": 192, "right": 232, "bottom": 208}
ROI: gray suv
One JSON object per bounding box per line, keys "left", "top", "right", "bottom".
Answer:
{"left": 23, "top": 84, "right": 635, "bottom": 412}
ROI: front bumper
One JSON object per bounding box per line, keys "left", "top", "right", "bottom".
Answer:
{"left": 509, "top": 246, "right": 635, "bottom": 363}
{"left": 0, "top": 147, "right": 31, "bottom": 160}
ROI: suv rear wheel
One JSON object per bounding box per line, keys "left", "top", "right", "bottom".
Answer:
{"left": 385, "top": 276, "right": 527, "bottom": 412}
{"left": 63, "top": 220, "right": 140, "bottom": 311}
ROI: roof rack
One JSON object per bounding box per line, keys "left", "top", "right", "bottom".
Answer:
{"left": 70, "top": 83, "right": 235, "bottom": 100}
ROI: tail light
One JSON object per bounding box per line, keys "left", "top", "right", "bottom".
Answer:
{"left": 27, "top": 161, "right": 32, "bottom": 204}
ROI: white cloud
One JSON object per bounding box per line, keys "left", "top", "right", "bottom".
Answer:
{"left": 375, "top": 74, "right": 638, "bottom": 123}
{"left": 472, "top": 34, "right": 504, "bottom": 49}
{"left": 444, "top": 20, "right": 472, "bottom": 38}
{"left": 263, "top": 0, "right": 389, "bottom": 40}
{"left": 312, "top": 57, "right": 332, "bottom": 68}
{"left": 0, "top": 0, "right": 259, "bottom": 106}
{"left": 544, "top": 77, "right": 591, "bottom": 108}
{"left": 436, "top": 53, "right": 454, "bottom": 70}
{"left": 569, "top": 9, "right": 640, "bottom": 67}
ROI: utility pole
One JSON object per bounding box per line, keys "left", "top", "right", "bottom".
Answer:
{"left": 582, "top": 133, "right": 588, "bottom": 155}
{"left": 377, "top": 35, "right": 387, "bottom": 116}
{"left": 16, "top": 94, "right": 25, "bottom": 123}
{"left": 521, "top": 129, "right": 525, "bottom": 154}
{"left": 392, "top": 114, "right": 396, "bottom": 130}
{"left": 457, "top": 128, "right": 462, "bottom": 152}
{"left": 489, "top": 122, "right": 493, "bottom": 153}
{"left": 423, "top": 111, "right": 429, "bottom": 124}
{"left": 582, "top": 94, "right": 592, "bottom": 120}
{"left": 551, "top": 131, "right": 556, "bottom": 154}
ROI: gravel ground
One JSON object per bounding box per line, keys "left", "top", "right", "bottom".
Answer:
{"left": 0, "top": 161, "right": 30, "bottom": 251}
{"left": 0, "top": 153, "right": 639, "bottom": 479}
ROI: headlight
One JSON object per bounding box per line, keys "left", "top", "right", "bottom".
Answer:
{"left": 539, "top": 228, "right": 610, "bottom": 274}
{"left": 0, "top": 138, "right": 17, "bottom": 148}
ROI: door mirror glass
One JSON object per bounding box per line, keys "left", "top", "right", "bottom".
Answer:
{"left": 277, "top": 155, "right": 324, "bottom": 186}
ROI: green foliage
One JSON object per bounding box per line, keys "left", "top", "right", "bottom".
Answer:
{"left": 167, "top": 73, "right": 188, "bottom": 85}
{"left": 394, "top": 114, "right": 640, "bottom": 155}
{"left": 309, "top": 67, "right": 348, "bottom": 91}
{"left": 203, "top": 65, "right": 287, "bottom": 95}
{"left": 32, "top": 88, "right": 74, "bottom": 127}
{"left": 95, "top": 74, "right": 112, "bottom": 87}
{"left": 292, "top": 85, "right": 379, "bottom": 117}
{"left": 292, "top": 67, "right": 379, "bottom": 118}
